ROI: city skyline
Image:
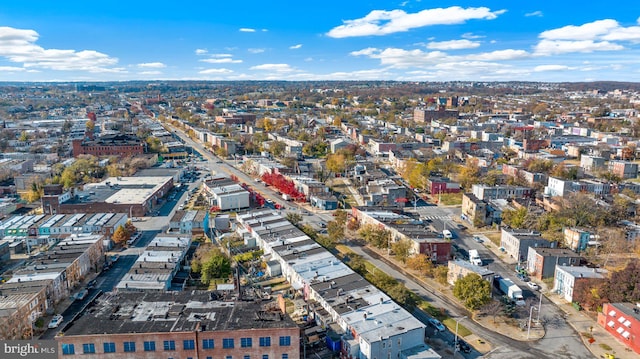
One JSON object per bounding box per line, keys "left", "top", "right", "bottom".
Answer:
{"left": 2, "top": 1, "right": 640, "bottom": 82}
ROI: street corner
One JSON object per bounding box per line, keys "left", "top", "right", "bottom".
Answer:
{"left": 465, "top": 334, "right": 493, "bottom": 354}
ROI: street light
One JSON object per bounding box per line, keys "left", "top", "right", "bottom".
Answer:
{"left": 527, "top": 306, "right": 538, "bottom": 339}
{"left": 454, "top": 316, "right": 467, "bottom": 353}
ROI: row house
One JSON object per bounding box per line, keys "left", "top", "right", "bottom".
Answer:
{"left": 471, "top": 184, "right": 534, "bottom": 201}
{"left": 447, "top": 259, "right": 494, "bottom": 285}
{"left": 526, "top": 247, "right": 582, "bottom": 280}
{"left": 500, "top": 228, "right": 556, "bottom": 262}
{"left": 553, "top": 265, "right": 608, "bottom": 305}
{"left": 597, "top": 303, "right": 640, "bottom": 354}
{"left": 235, "top": 210, "right": 433, "bottom": 359}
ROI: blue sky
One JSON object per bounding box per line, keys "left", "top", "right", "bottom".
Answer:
{"left": 1, "top": 1, "right": 640, "bottom": 82}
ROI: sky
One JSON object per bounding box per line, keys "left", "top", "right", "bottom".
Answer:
{"left": 2, "top": 1, "right": 640, "bottom": 83}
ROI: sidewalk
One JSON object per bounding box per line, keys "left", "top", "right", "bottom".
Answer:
{"left": 545, "top": 291, "right": 637, "bottom": 359}
{"left": 366, "top": 246, "right": 545, "bottom": 355}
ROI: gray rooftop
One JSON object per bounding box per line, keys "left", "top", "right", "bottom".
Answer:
{"left": 62, "top": 291, "right": 297, "bottom": 336}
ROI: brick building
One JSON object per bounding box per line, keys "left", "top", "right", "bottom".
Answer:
{"left": 597, "top": 302, "right": 640, "bottom": 354}
{"left": 72, "top": 134, "right": 145, "bottom": 158}
{"left": 56, "top": 291, "right": 301, "bottom": 359}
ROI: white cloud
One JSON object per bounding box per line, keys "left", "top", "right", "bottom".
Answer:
{"left": 534, "top": 39, "right": 623, "bottom": 55}
{"left": 250, "top": 63, "right": 296, "bottom": 73}
{"left": 239, "top": 28, "right": 256, "bottom": 32}
{"left": 461, "top": 32, "right": 484, "bottom": 39}
{"left": 601, "top": 26, "right": 640, "bottom": 42}
{"left": 199, "top": 68, "right": 233, "bottom": 74}
{"left": 137, "top": 62, "right": 166, "bottom": 69}
{"left": 326, "top": 6, "right": 505, "bottom": 38}
{"left": 534, "top": 64, "right": 571, "bottom": 72}
{"left": 351, "top": 47, "right": 449, "bottom": 68}
{"left": 139, "top": 70, "right": 163, "bottom": 75}
{"left": 471, "top": 49, "right": 529, "bottom": 61}
{"left": 0, "top": 26, "right": 120, "bottom": 72}
{"left": 525, "top": 11, "right": 543, "bottom": 17}
{"left": 540, "top": 19, "right": 619, "bottom": 40}
{"left": 248, "top": 48, "right": 265, "bottom": 54}
{"left": 289, "top": 44, "right": 303, "bottom": 49}
{"left": 0, "top": 66, "right": 25, "bottom": 72}
{"left": 195, "top": 49, "right": 208, "bottom": 55}
{"left": 200, "top": 58, "right": 242, "bottom": 64}
{"left": 426, "top": 39, "right": 480, "bottom": 50}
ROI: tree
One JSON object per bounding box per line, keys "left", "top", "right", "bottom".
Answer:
{"left": 387, "top": 285, "right": 417, "bottom": 309}
{"left": 326, "top": 153, "right": 347, "bottom": 174}
{"left": 285, "top": 212, "right": 302, "bottom": 226}
{"left": 326, "top": 220, "right": 344, "bottom": 243}
{"left": 112, "top": 225, "right": 129, "bottom": 246}
{"left": 406, "top": 254, "right": 434, "bottom": 276}
{"left": 391, "top": 239, "right": 413, "bottom": 264}
{"left": 501, "top": 207, "right": 529, "bottom": 228}
{"left": 191, "top": 245, "right": 231, "bottom": 286}
{"left": 458, "top": 158, "right": 481, "bottom": 189}
{"left": 453, "top": 273, "right": 492, "bottom": 310}
{"left": 346, "top": 253, "right": 366, "bottom": 275}
{"left": 434, "top": 266, "right": 449, "bottom": 285}
{"left": 479, "top": 300, "right": 504, "bottom": 323}
{"left": 332, "top": 209, "right": 348, "bottom": 226}
{"left": 200, "top": 251, "right": 231, "bottom": 285}
{"left": 358, "top": 224, "right": 390, "bottom": 249}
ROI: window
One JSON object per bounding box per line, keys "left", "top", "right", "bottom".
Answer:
{"left": 61, "top": 344, "right": 75, "bottom": 355}
{"left": 259, "top": 337, "right": 271, "bottom": 347}
{"left": 282, "top": 355, "right": 289, "bottom": 359}
{"left": 279, "top": 336, "right": 291, "bottom": 346}
{"left": 223, "top": 338, "right": 234, "bottom": 349}
{"left": 202, "top": 339, "right": 214, "bottom": 349}
{"left": 123, "top": 342, "right": 136, "bottom": 352}
{"left": 82, "top": 343, "right": 95, "bottom": 354}
{"left": 183, "top": 340, "right": 195, "bottom": 350}
{"left": 143, "top": 341, "right": 156, "bottom": 352}
{"left": 244, "top": 356, "right": 251, "bottom": 359}
{"left": 240, "top": 337, "right": 253, "bottom": 348}
{"left": 262, "top": 355, "right": 269, "bottom": 359}
{"left": 163, "top": 340, "right": 176, "bottom": 351}
{"left": 226, "top": 356, "right": 233, "bottom": 359}
{"left": 103, "top": 342, "right": 116, "bottom": 353}
{"left": 207, "top": 357, "right": 213, "bottom": 359}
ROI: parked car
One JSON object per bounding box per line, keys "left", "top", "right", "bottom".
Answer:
{"left": 74, "top": 289, "right": 89, "bottom": 301}
{"left": 428, "top": 318, "right": 446, "bottom": 332}
{"left": 87, "top": 279, "right": 97, "bottom": 289}
{"left": 517, "top": 273, "right": 530, "bottom": 282}
{"left": 48, "top": 314, "right": 63, "bottom": 329}
{"left": 527, "top": 282, "right": 539, "bottom": 290}
{"left": 473, "top": 235, "right": 484, "bottom": 243}
{"left": 455, "top": 340, "right": 471, "bottom": 353}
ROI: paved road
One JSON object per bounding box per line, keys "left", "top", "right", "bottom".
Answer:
{"left": 167, "top": 122, "right": 594, "bottom": 359}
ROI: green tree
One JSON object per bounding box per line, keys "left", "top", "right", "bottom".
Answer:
{"left": 358, "top": 224, "right": 391, "bottom": 249}
{"left": 501, "top": 207, "right": 528, "bottom": 228}
{"left": 285, "top": 212, "right": 303, "bottom": 226}
{"left": 391, "top": 239, "right": 413, "bottom": 264}
{"left": 200, "top": 252, "right": 231, "bottom": 285}
{"left": 453, "top": 273, "right": 492, "bottom": 310}
{"left": 387, "top": 284, "right": 417, "bottom": 309}
{"left": 326, "top": 220, "right": 344, "bottom": 243}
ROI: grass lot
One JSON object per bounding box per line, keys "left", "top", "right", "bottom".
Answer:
{"left": 443, "top": 318, "right": 472, "bottom": 337}
{"left": 438, "top": 192, "right": 463, "bottom": 206}
{"left": 485, "top": 232, "right": 502, "bottom": 247}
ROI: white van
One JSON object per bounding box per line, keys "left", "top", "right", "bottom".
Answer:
{"left": 442, "top": 229, "right": 452, "bottom": 239}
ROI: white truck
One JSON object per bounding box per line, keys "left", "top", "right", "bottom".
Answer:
{"left": 498, "top": 277, "right": 525, "bottom": 306}
{"left": 468, "top": 249, "right": 482, "bottom": 266}
{"left": 282, "top": 193, "right": 292, "bottom": 201}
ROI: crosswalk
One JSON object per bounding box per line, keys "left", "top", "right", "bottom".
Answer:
{"left": 421, "top": 215, "right": 452, "bottom": 220}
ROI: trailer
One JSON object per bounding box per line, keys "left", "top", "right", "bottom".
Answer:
{"left": 498, "top": 277, "right": 525, "bottom": 306}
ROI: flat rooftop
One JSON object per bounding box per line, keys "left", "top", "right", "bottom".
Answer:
{"left": 62, "top": 291, "right": 297, "bottom": 336}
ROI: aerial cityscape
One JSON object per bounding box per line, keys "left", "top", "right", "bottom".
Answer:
{"left": 0, "top": 2, "right": 640, "bottom": 359}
